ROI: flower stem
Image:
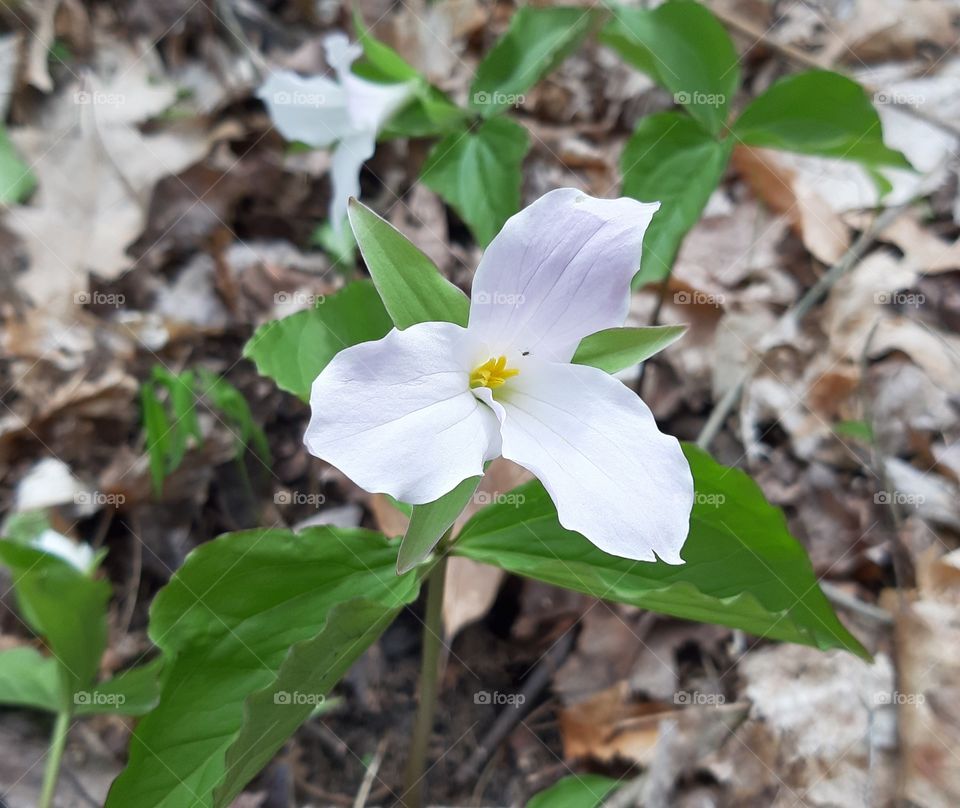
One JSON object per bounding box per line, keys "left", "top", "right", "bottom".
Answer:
{"left": 402, "top": 552, "right": 448, "bottom": 808}
{"left": 38, "top": 711, "right": 70, "bottom": 808}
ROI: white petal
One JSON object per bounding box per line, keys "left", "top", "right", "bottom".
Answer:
{"left": 31, "top": 530, "right": 95, "bottom": 573}
{"left": 305, "top": 322, "right": 499, "bottom": 504}
{"left": 468, "top": 188, "right": 660, "bottom": 362}
{"left": 323, "top": 33, "right": 363, "bottom": 83}
{"left": 343, "top": 74, "right": 416, "bottom": 132}
{"left": 329, "top": 131, "right": 375, "bottom": 232}
{"left": 492, "top": 360, "right": 693, "bottom": 563}
{"left": 323, "top": 32, "right": 414, "bottom": 132}
{"left": 257, "top": 70, "right": 351, "bottom": 148}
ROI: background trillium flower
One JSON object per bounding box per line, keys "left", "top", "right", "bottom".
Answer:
{"left": 305, "top": 188, "right": 695, "bottom": 563}
{"left": 257, "top": 33, "right": 414, "bottom": 233}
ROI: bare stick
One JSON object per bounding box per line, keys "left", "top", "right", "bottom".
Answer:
{"left": 354, "top": 739, "right": 388, "bottom": 808}
{"left": 454, "top": 629, "right": 577, "bottom": 788}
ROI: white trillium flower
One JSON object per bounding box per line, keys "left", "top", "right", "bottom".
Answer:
{"left": 305, "top": 189, "right": 695, "bottom": 563}
{"left": 257, "top": 34, "right": 415, "bottom": 234}
{"left": 31, "top": 529, "right": 96, "bottom": 574}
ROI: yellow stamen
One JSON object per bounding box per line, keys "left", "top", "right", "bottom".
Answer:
{"left": 470, "top": 355, "right": 520, "bottom": 390}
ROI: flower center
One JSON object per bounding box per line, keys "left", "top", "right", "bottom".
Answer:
{"left": 469, "top": 355, "right": 519, "bottom": 390}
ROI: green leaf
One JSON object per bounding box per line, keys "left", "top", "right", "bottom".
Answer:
{"left": 352, "top": 9, "right": 466, "bottom": 138}
{"left": 454, "top": 445, "right": 868, "bottom": 659}
{"left": 421, "top": 117, "right": 530, "bottom": 247}
{"left": 311, "top": 219, "right": 358, "bottom": 267}
{"left": 0, "top": 646, "right": 61, "bottom": 712}
{"left": 1, "top": 509, "right": 51, "bottom": 544}
{"left": 469, "top": 6, "right": 594, "bottom": 117}
{"left": 352, "top": 9, "right": 419, "bottom": 82}
{"left": 77, "top": 658, "right": 164, "bottom": 717}
{"left": 141, "top": 381, "right": 171, "bottom": 496}
{"left": 348, "top": 199, "right": 470, "bottom": 327}
{"left": 397, "top": 476, "right": 481, "bottom": 574}
{"left": 105, "top": 527, "right": 421, "bottom": 808}
{"left": 601, "top": 2, "right": 739, "bottom": 134}
{"left": 0, "top": 542, "right": 110, "bottom": 708}
{"left": 526, "top": 774, "right": 620, "bottom": 808}
{"left": 572, "top": 325, "right": 686, "bottom": 373}
{"left": 243, "top": 281, "right": 393, "bottom": 401}
{"left": 621, "top": 111, "right": 732, "bottom": 285}
{"left": 732, "top": 70, "right": 911, "bottom": 169}
{"left": 196, "top": 370, "right": 271, "bottom": 463}
{"left": 0, "top": 127, "right": 36, "bottom": 203}
{"left": 214, "top": 599, "right": 399, "bottom": 806}
{"left": 382, "top": 84, "right": 467, "bottom": 138}
{"left": 833, "top": 419, "right": 874, "bottom": 444}
{"left": 150, "top": 366, "right": 200, "bottom": 474}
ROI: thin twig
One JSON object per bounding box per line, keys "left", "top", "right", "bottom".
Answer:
{"left": 295, "top": 777, "right": 354, "bottom": 807}
{"left": 820, "top": 581, "right": 893, "bottom": 625}
{"left": 454, "top": 629, "right": 577, "bottom": 788}
{"left": 353, "top": 738, "right": 387, "bottom": 808}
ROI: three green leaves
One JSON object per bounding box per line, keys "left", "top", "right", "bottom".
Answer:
{"left": 603, "top": 2, "right": 909, "bottom": 286}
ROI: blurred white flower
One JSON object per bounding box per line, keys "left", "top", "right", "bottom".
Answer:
{"left": 258, "top": 34, "right": 415, "bottom": 234}
{"left": 32, "top": 529, "right": 96, "bottom": 574}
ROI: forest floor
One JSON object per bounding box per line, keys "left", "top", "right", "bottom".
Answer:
{"left": 1, "top": 0, "right": 960, "bottom": 806}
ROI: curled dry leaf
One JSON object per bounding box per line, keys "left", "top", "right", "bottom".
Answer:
{"left": 559, "top": 678, "right": 746, "bottom": 781}
{"left": 558, "top": 681, "right": 665, "bottom": 766}
{"left": 895, "top": 549, "right": 960, "bottom": 806}
{"left": 845, "top": 212, "right": 960, "bottom": 274}
{"left": 707, "top": 644, "right": 897, "bottom": 807}
{"left": 732, "top": 145, "right": 851, "bottom": 264}
{"left": 841, "top": 0, "right": 958, "bottom": 61}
